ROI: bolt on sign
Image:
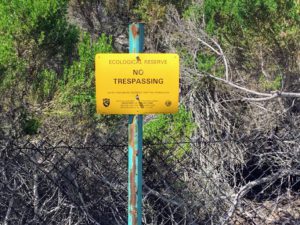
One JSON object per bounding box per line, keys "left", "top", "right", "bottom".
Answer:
{"left": 95, "top": 53, "right": 179, "bottom": 114}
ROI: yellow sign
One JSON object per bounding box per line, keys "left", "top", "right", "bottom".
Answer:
{"left": 95, "top": 53, "right": 179, "bottom": 114}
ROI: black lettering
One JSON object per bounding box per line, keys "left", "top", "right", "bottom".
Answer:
{"left": 133, "top": 69, "right": 144, "bottom": 75}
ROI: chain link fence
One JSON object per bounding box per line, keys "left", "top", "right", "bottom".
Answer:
{"left": 0, "top": 134, "right": 299, "bottom": 225}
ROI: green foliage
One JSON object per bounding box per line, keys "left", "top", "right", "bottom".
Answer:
{"left": 0, "top": 0, "right": 78, "bottom": 95}
{"left": 198, "top": 52, "right": 226, "bottom": 78}
{"left": 197, "top": 53, "right": 216, "bottom": 73}
{"left": 134, "top": 0, "right": 191, "bottom": 23}
{"left": 34, "top": 69, "right": 57, "bottom": 101}
{"left": 176, "top": 47, "right": 194, "bottom": 68}
{"left": 183, "top": 2, "right": 203, "bottom": 21}
{"left": 0, "top": 0, "right": 78, "bottom": 52}
{"left": 22, "top": 118, "right": 40, "bottom": 135}
{"left": 58, "top": 33, "right": 113, "bottom": 117}
{"left": 0, "top": 0, "right": 115, "bottom": 128}
{"left": 259, "top": 74, "right": 282, "bottom": 91}
{"left": 0, "top": 33, "right": 15, "bottom": 68}
{"left": 133, "top": 0, "right": 166, "bottom": 24}
{"left": 178, "top": 48, "right": 224, "bottom": 78}
{"left": 203, "top": 0, "right": 300, "bottom": 46}
{"left": 144, "top": 106, "right": 196, "bottom": 159}
{"left": 182, "top": 0, "right": 299, "bottom": 90}
{"left": 0, "top": 59, "right": 26, "bottom": 93}
{"left": 20, "top": 112, "right": 40, "bottom": 135}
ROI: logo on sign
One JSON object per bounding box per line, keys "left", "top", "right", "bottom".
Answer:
{"left": 165, "top": 100, "right": 172, "bottom": 107}
{"left": 103, "top": 98, "right": 110, "bottom": 107}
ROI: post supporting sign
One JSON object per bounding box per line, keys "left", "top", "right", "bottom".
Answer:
{"left": 128, "top": 23, "right": 144, "bottom": 225}
{"left": 95, "top": 23, "right": 179, "bottom": 225}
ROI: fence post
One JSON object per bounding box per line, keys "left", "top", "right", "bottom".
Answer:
{"left": 128, "top": 23, "right": 144, "bottom": 225}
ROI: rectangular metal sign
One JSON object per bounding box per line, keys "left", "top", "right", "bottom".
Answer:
{"left": 95, "top": 53, "right": 179, "bottom": 114}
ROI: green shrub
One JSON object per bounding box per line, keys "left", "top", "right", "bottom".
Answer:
{"left": 203, "top": 0, "right": 300, "bottom": 45}
{"left": 58, "top": 32, "right": 113, "bottom": 117}
{"left": 33, "top": 69, "right": 57, "bottom": 101}
{"left": 20, "top": 111, "right": 40, "bottom": 135}
{"left": 183, "top": 2, "right": 203, "bottom": 21}
{"left": 133, "top": 0, "right": 166, "bottom": 24}
{"left": 183, "top": 0, "right": 299, "bottom": 89}
{"left": 133, "top": 0, "right": 191, "bottom": 23}
{"left": 259, "top": 74, "right": 282, "bottom": 91}
{"left": 0, "top": 0, "right": 78, "bottom": 97}
{"left": 22, "top": 118, "right": 40, "bottom": 135}
{"left": 144, "top": 106, "right": 196, "bottom": 159}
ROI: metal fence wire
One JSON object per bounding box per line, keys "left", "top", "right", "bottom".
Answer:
{"left": 0, "top": 135, "right": 299, "bottom": 225}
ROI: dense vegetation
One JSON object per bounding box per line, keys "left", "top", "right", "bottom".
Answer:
{"left": 1, "top": 0, "right": 299, "bottom": 138}
{"left": 0, "top": 0, "right": 299, "bottom": 224}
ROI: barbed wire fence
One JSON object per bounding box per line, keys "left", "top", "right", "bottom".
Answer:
{"left": 0, "top": 134, "right": 299, "bottom": 225}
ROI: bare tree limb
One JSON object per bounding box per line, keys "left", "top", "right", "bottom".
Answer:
{"left": 221, "top": 169, "right": 300, "bottom": 225}
{"left": 3, "top": 198, "right": 14, "bottom": 225}
{"left": 185, "top": 68, "right": 300, "bottom": 100}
